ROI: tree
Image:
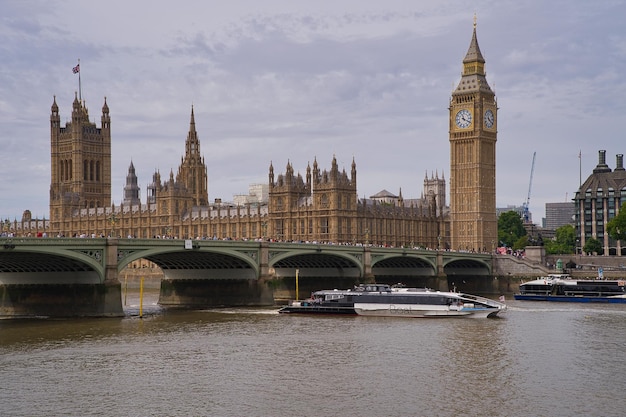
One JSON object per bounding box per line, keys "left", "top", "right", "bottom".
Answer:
{"left": 607, "top": 203, "right": 626, "bottom": 241}
{"left": 583, "top": 237, "right": 603, "bottom": 255}
{"left": 513, "top": 235, "right": 529, "bottom": 251}
{"left": 498, "top": 211, "right": 527, "bottom": 248}
{"left": 544, "top": 224, "right": 576, "bottom": 254}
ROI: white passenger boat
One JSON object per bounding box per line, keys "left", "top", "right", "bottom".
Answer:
{"left": 278, "top": 283, "right": 506, "bottom": 318}
{"left": 514, "top": 274, "right": 626, "bottom": 303}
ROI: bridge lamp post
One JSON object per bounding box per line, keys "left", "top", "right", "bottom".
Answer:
{"left": 437, "top": 235, "right": 441, "bottom": 251}
{"left": 109, "top": 214, "right": 117, "bottom": 238}
{"left": 365, "top": 228, "right": 369, "bottom": 246}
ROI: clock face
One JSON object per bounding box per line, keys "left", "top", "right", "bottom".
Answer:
{"left": 484, "top": 109, "right": 494, "bottom": 128}
{"left": 455, "top": 109, "right": 472, "bottom": 128}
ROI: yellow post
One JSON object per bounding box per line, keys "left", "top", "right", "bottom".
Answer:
{"left": 295, "top": 269, "right": 299, "bottom": 301}
{"left": 139, "top": 276, "right": 144, "bottom": 318}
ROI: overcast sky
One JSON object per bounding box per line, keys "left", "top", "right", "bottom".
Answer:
{"left": 1, "top": 0, "right": 625, "bottom": 224}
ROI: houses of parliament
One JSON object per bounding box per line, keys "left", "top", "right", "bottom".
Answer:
{"left": 8, "top": 22, "right": 498, "bottom": 252}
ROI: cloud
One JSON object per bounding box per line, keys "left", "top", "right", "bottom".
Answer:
{"left": 1, "top": 0, "right": 625, "bottom": 228}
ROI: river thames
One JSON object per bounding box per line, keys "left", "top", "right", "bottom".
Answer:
{"left": 2, "top": 290, "right": 625, "bottom": 417}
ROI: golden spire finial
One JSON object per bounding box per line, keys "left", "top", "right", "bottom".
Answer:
{"left": 473, "top": 13, "right": 477, "bottom": 29}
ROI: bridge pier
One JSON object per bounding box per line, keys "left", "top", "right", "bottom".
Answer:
{"left": 159, "top": 278, "right": 275, "bottom": 307}
{"left": 436, "top": 251, "right": 448, "bottom": 291}
{"left": 101, "top": 238, "right": 124, "bottom": 317}
{"left": 362, "top": 247, "right": 376, "bottom": 283}
{"left": 0, "top": 283, "right": 124, "bottom": 317}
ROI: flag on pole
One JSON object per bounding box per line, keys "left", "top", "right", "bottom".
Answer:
{"left": 73, "top": 64, "right": 80, "bottom": 74}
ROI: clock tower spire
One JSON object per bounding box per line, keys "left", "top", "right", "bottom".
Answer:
{"left": 449, "top": 17, "right": 497, "bottom": 252}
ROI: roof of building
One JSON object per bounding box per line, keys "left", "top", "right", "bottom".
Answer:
{"left": 370, "top": 189, "right": 397, "bottom": 199}
{"left": 578, "top": 151, "right": 626, "bottom": 199}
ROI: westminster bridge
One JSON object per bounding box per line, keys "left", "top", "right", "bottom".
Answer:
{"left": 0, "top": 237, "right": 529, "bottom": 317}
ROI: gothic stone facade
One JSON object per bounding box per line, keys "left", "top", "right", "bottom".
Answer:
{"left": 41, "top": 97, "right": 447, "bottom": 248}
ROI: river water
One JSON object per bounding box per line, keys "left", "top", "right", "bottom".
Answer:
{"left": 2, "top": 290, "right": 626, "bottom": 417}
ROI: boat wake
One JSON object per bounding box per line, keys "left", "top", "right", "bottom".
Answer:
{"left": 508, "top": 304, "right": 626, "bottom": 315}
{"left": 198, "top": 307, "right": 281, "bottom": 315}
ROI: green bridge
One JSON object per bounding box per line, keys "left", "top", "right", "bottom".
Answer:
{"left": 0, "top": 237, "right": 500, "bottom": 317}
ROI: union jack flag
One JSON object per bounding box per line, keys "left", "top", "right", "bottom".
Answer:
{"left": 72, "top": 64, "right": 80, "bottom": 74}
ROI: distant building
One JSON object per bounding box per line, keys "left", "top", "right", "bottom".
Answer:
{"left": 544, "top": 202, "right": 575, "bottom": 231}
{"left": 574, "top": 150, "right": 626, "bottom": 255}
{"left": 496, "top": 205, "right": 526, "bottom": 221}
{"left": 123, "top": 161, "right": 141, "bottom": 206}
{"left": 233, "top": 184, "right": 269, "bottom": 206}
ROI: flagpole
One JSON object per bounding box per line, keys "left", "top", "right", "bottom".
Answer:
{"left": 579, "top": 150, "right": 582, "bottom": 188}
{"left": 78, "top": 59, "right": 82, "bottom": 102}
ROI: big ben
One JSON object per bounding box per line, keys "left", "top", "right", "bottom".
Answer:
{"left": 449, "top": 17, "right": 497, "bottom": 252}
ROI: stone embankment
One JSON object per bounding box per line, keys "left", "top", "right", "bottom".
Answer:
{"left": 493, "top": 255, "right": 548, "bottom": 278}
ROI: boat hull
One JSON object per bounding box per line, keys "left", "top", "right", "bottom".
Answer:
{"left": 354, "top": 304, "right": 501, "bottom": 318}
{"left": 278, "top": 303, "right": 503, "bottom": 318}
{"left": 514, "top": 294, "right": 626, "bottom": 303}
{"left": 277, "top": 305, "right": 356, "bottom": 315}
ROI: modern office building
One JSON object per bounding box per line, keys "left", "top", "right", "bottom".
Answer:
{"left": 544, "top": 202, "right": 575, "bottom": 231}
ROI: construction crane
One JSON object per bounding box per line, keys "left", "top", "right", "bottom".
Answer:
{"left": 522, "top": 152, "right": 536, "bottom": 223}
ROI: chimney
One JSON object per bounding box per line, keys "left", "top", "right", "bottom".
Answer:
{"left": 593, "top": 150, "right": 612, "bottom": 174}
{"left": 616, "top": 154, "right": 625, "bottom": 171}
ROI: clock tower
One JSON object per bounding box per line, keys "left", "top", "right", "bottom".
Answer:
{"left": 449, "top": 18, "right": 497, "bottom": 252}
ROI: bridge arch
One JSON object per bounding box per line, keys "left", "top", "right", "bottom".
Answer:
{"left": 0, "top": 241, "right": 106, "bottom": 284}
{"left": 371, "top": 254, "right": 437, "bottom": 278}
{"left": 269, "top": 250, "right": 363, "bottom": 278}
{"left": 443, "top": 256, "right": 492, "bottom": 276}
{"left": 118, "top": 246, "right": 260, "bottom": 280}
